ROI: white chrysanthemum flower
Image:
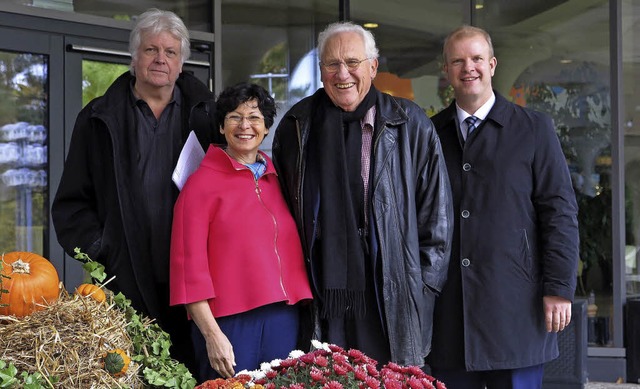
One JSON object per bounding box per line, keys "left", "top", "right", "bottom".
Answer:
{"left": 311, "top": 339, "right": 331, "bottom": 352}
{"left": 289, "top": 349, "right": 305, "bottom": 359}
{"left": 270, "top": 359, "right": 282, "bottom": 368}
{"left": 236, "top": 369, "right": 259, "bottom": 378}
{"left": 260, "top": 362, "right": 273, "bottom": 372}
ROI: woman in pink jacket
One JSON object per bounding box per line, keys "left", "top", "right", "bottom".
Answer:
{"left": 170, "top": 83, "right": 312, "bottom": 383}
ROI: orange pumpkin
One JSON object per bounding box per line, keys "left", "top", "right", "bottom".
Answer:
{"left": 75, "top": 283, "right": 106, "bottom": 303}
{"left": 0, "top": 251, "right": 60, "bottom": 317}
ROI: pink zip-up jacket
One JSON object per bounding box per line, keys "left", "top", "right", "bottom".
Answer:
{"left": 170, "top": 145, "right": 312, "bottom": 318}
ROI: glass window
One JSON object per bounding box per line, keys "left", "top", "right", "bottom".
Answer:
{"left": 0, "top": 51, "right": 48, "bottom": 255}
{"left": 623, "top": 0, "right": 640, "bottom": 301}
{"left": 82, "top": 60, "right": 129, "bottom": 107}
{"left": 351, "top": 1, "right": 464, "bottom": 115}
{"left": 221, "top": 0, "right": 339, "bottom": 153}
{"left": 478, "top": 0, "right": 612, "bottom": 345}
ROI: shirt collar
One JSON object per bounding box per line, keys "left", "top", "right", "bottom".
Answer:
{"left": 455, "top": 91, "right": 496, "bottom": 125}
{"left": 361, "top": 105, "right": 376, "bottom": 129}
{"left": 129, "top": 79, "right": 182, "bottom": 107}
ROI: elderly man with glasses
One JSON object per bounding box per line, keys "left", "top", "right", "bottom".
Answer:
{"left": 272, "top": 21, "right": 453, "bottom": 368}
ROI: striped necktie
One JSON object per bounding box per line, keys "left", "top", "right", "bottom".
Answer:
{"left": 464, "top": 115, "right": 480, "bottom": 140}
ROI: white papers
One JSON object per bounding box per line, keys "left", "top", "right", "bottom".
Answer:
{"left": 172, "top": 131, "right": 206, "bottom": 190}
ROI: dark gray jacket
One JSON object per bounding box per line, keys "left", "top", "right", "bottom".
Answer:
{"left": 272, "top": 89, "right": 453, "bottom": 366}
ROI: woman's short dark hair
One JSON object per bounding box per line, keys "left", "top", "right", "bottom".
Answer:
{"left": 216, "top": 83, "right": 277, "bottom": 129}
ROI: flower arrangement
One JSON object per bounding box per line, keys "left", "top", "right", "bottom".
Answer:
{"left": 195, "top": 340, "right": 446, "bottom": 389}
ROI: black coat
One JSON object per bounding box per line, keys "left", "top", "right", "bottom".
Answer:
{"left": 272, "top": 89, "right": 453, "bottom": 366}
{"left": 51, "top": 71, "right": 217, "bottom": 322}
{"left": 428, "top": 92, "right": 579, "bottom": 371}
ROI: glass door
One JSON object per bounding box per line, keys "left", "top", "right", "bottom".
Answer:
{"left": 0, "top": 28, "right": 63, "bottom": 261}
{"left": 0, "top": 51, "right": 48, "bottom": 254}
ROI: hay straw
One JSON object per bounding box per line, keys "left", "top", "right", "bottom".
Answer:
{"left": 0, "top": 288, "right": 145, "bottom": 388}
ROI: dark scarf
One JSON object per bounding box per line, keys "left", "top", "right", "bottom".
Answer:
{"left": 306, "top": 86, "right": 378, "bottom": 319}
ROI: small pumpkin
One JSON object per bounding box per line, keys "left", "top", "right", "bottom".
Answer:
{"left": 0, "top": 251, "right": 60, "bottom": 317}
{"left": 102, "top": 348, "right": 131, "bottom": 377}
{"left": 75, "top": 283, "right": 106, "bottom": 303}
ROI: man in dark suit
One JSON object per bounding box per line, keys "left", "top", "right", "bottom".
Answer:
{"left": 427, "top": 25, "right": 580, "bottom": 389}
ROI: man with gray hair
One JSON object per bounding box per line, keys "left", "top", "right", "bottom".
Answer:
{"left": 52, "top": 8, "right": 219, "bottom": 370}
{"left": 273, "top": 21, "right": 453, "bottom": 367}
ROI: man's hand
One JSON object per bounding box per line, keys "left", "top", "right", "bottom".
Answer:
{"left": 543, "top": 295, "right": 572, "bottom": 332}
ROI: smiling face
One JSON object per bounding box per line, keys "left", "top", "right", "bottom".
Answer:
{"left": 132, "top": 31, "right": 183, "bottom": 93}
{"left": 220, "top": 99, "right": 268, "bottom": 164}
{"left": 443, "top": 32, "right": 497, "bottom": 113}
{"left": 320, "top": 31, "right": 378, "bottom": 112}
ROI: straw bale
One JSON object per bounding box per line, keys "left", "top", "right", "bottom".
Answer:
{"left": 0, "top": 288, "right": 145, "bottom": 388}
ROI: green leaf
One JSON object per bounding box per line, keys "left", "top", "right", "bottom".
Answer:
{"left": 72, "top": 247, "right": 107, "bottom": 282}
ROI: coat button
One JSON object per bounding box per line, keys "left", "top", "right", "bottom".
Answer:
{"left": 461, "top": 210, "right": 470, "bottom": 218}
{"left": 463, "top": 163, "right": 471, "bottom": 171}
{"left": 461, "top": 258, "right": 471, "bottom": 267}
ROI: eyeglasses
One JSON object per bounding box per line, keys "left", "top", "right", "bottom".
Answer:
{"left": 320, "top": 58, "right": 371, "bottom": 73}
{"left": 224, "top": 114, "right": 264, "bottom": 126}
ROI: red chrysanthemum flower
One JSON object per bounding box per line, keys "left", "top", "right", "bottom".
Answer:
{"left": 365, "top": 363, "right": 379, "bottom": 377}
{"left": 323, "top": 380, "right": 344, "bottom": 389}
{"left": 333, "top": 363, "right": 350, "bottom": 376}
{"left": 328, "top": 344, "right": 345, "bottom": 353}
{"left": 332, "top": 353, "right": 348, "bottom": 365}
{"left": 353, "top": 367, "right": 369, "bottom": 381}
{"left": 407, "top": 366, "right": 424, "bottom": 377}
{"left": 419, "top": 378, "right": 436, "bottom": 389}
{"left": 382, "top": 378, "right": 403, "bottom": 389}
{"left": 300, "top": 353, "right": 316, "bottom": 364}
{"left": 310, "top": 367, "right": 325, "bottom": 382}
{"left": 407, "top": 377, "right": 425, "bottom": 389}
{"left": 265, "top": 370, "right": 278, "bottom": 379}
{"left": 215, "top": 342, "right": 446, "bottom": 389}
{"left": 279, "top": 358, "right": 297, "bottom": 368}
{"left": 365, "top": 376, "right": 380, "bottom": 389}
{"left": 314, "top": 355, "right": 329, "bottom": 367}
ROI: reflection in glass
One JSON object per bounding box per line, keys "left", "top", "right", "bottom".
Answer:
{"left": 221, "top": 0, "right": 338, "bottom": 153}
{"left": 0, "top": 52, "right": 48, "bottom": 255}
{"left": 82, "top": 60, "right": 129, "bottom": 107}
{"left": 623, "top": 0, "right": 640, "bottom": 301}
{"left": 352, "top": 0, "right": 463, "bottom": 116}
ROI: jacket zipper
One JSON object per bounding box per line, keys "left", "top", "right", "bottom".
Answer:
{"left": 254, "top": 174, "right": 287, "bottom": 297}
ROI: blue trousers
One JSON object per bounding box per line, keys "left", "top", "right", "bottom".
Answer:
{"left": 431, "top": 364, "right": 544, "bottom": 389}
{"left": 191, "top": 302, "right": 299, "bottom": 383}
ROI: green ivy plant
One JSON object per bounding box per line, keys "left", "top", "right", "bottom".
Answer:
{"left": 72, "top": 248, "right": 196, "bottom": 388}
